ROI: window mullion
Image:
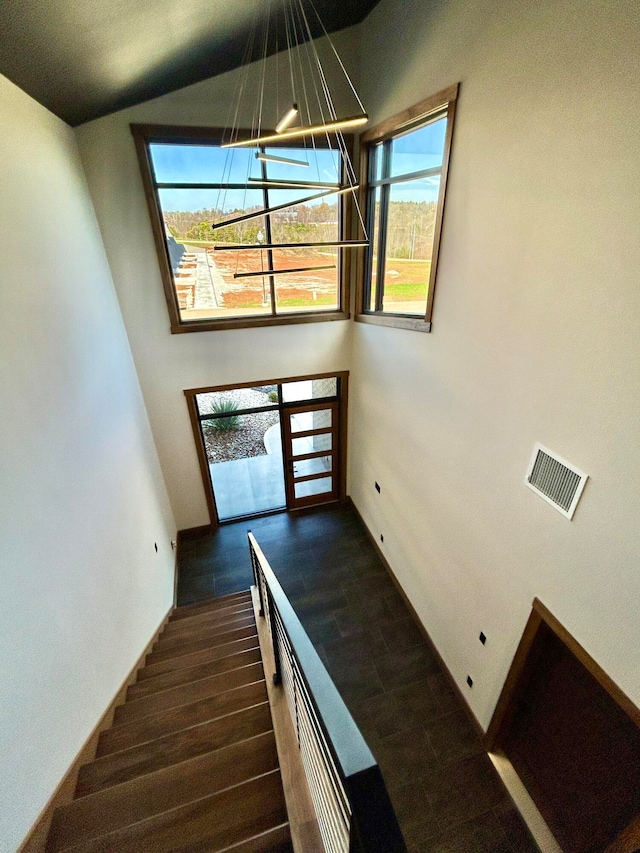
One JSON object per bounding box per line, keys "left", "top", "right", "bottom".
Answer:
{"left": 375, "top": 140, "right": 393, "bottom": 312}
{"left": 260, "top": 149, "right": 277, "bottom": 315}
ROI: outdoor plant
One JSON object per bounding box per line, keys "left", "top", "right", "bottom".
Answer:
{"left": 205, "top": 399, "right": 240, "bottom": 431}
{"left": 267, "top": 390, "right": 278, "bottom": 402}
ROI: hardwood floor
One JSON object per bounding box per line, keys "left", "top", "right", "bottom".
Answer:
{"left": 177, "top": 505, "right": 540, "bottom": 853}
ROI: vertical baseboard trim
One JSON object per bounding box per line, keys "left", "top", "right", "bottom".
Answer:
{"left": 18, "top": 605, "right": 173, "bottom": 853}
{"left": 348, "top": 496, "right": 486, "bottom": 740}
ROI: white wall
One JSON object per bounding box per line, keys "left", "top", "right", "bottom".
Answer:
{"left": 75, "top": 28, "right": 359, "bottom": 531}
{"left": 0, "top": 75, "right": 176, "bottom": 851}
{"left": 349, "top": 0, "right": 640, "bottom": 728}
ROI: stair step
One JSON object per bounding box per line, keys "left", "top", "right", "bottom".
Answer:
{"left": 185, "top": 822, "right": 293, "bottom": 853}
{"left": 49, "top": 769, "right": 288, "bottom": 853}
{"left": 153, "top": 614, "right": 256, "bottom": 654}
{"left": 146, "top": 625, "right": 258, "bottom": 666}
{"left": 161, "top": 603, "right": 255, "bottom": 638}
{"left": 139, "top": 635, "right": 259, "bottom": 682}
{"left": 97, "top": 680, "right": 268, "bottom": 757}
{"left": 76, "top": 702, "right": 273, "bottom": 797}
{"left": 47, "top": 732, "right": 279, "bottom": 852}
{"left": 169, "top": 592, "right": 252, "bottom": 623}
{"left": 128, "top": 648, "right": 262, "bottom": 701}
{"left": 114, "top": 661, "right": 264, "bottom": 726}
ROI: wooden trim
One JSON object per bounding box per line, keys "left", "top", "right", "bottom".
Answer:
{"left": 185, "top": 392, "right": 220, "bottom": 531}
{"left": 425, "top": 95, "right": 457, "bottom": 323}
{"left": 355, "top": 313, "right": 432, "bottom": 333}
{"left": 355, "top": 84, "right": 459, "bottom": 329}
{"left": 486, "top": 597, "right": 640, "bottom": 750}
{"left": 484, "top": 608, "right": 544, "bottom": 751}
{"left": 130, "top": 123, "right": 354, "bottom": 334}
{"left": 184, "top": 370, "right": 347, "bottom": 398}
{"left": 338, "top": 373, "right": 349, "bottom": 502}
{"left": 347, "top": 497, "right": 485, "bottom": 740}
{"left": 18, "top": 607, "right": 172, "bottom": 853}
{"left": 131, "top": 125, "right": 183, "bottom": 331}
{"left": 184, "top": 372, "right": 349, "bottom": 528}
{"left": 361, "top": 84, "right": 459, "bottom": 144}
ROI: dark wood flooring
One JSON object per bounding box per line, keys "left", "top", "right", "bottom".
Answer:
{"left": 177, "top": 504, "right": 540, "bottom": 853}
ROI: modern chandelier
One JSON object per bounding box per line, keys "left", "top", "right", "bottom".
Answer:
{"left": 211, "top": 0, "right": 369, "bottom": 280}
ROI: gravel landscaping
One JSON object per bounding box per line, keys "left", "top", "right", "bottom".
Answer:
{"left": 199, "top": 387, "right": 279, "bottom": 463}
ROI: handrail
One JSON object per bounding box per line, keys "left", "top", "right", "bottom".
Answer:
{"left": 248, "top": 532, "right": 406, "bottom": 853}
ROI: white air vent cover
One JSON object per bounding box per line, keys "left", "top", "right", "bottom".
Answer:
{"left": 525, "top": 443, "right": 588, "bottom": 519}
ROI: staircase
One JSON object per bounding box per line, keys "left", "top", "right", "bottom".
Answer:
{"left": 45, "top": 590, "right": 294, "bottom": 853}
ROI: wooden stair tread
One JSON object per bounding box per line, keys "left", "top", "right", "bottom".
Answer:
{"left": 161, "top": 603, "right": 255, "bottom": 638}
{"left": 169, "top": 592, "right": 252, "bottom": 622}
{"left": 50, "top": 769, "right": 288, "bottom": 853}
{"left": 48, "top": 732, "right": 279, "bottom": 851}
{"left": 180, "top": 822, "right": 293, "bottom": 853}
{"left": 114, "top": 661, "right": 265, "bottom": 726}
{"left": 153, "top": 614, "right": 257, "bottom": 654}
{"left": 76, "top": 702, "right": 273, "bottom": 797}
{"left": 97, "top": 679, "right": 268, "bottom": 757}
{"left": 127, "top": 648, "right": 262, "bottom": 701}
{"left": 139, "top": 635, "right": 259, "bottom": 682}
{"left": 146, "top": 625, "right": 258, "bottom": 666}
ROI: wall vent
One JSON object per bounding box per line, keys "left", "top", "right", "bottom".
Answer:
{"left": 525, "top": 443, "right": 588, "bottom": 520}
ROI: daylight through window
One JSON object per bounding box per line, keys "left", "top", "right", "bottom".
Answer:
{"left": 359, "top": 85, "right": 458, "bottom": 330}
{"left": 132, "top": 126, "right": 352, "bottom": 331}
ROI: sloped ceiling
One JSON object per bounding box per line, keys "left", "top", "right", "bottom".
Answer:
{"left": 0, "top": 0, "right": 381, "bottom": 126}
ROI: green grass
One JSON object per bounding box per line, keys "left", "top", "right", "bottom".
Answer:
{"left": 383, "top": 281, "right": 428, "bottom": 301}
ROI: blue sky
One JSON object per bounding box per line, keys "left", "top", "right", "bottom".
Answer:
{"left": 150, "top": 117, "right": 445, "bottom": 212}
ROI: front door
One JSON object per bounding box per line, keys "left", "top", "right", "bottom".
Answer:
{"left": 282, "top": 401, "right": 339, "bottom": 509}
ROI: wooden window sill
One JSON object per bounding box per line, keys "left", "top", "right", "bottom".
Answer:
{"left": 171, "top": 310, "right": 350, "bottom": 333}
{"left": 354, "top": 312, "right": 432, "bottom": 333}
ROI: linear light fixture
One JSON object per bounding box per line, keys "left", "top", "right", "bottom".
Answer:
{"left": 275, "top": 104, "right": 299, "bottom": 133}
{"left": 248, "top": 177, "right": 338, "bottom": 190}
{"left": 222, "top": 115, "right": 369, "bottom": 149}
{"left": 213, "top": 239, "right": 369, "bottom": 251}
{"left": 233, "top": 264, "right": 336, "bottom": 279}
{"left": 256, "top": 152, "right": 309, "bottom": 168}
{"left": 211, "top": 185, "right": 359, "bottom": 231}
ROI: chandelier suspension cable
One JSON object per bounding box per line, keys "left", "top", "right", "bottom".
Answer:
{"left": 293, "top": 0, "right": 366, "bottom": 233}
{"left": 293, "top": 0, "right": 363, "bottom": 234}
{"left": 290, "top": 0, "right": 334, "bottom": 185}
{"left": 307, "top": 0, "right": 366, "bottom": 115}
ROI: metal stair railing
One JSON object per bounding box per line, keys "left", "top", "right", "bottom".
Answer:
{"left": 248, "top": 531, "right": 407, "bottom": 853}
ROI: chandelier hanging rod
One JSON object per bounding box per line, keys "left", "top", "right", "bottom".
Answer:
{"left": 233, "top": 264, "right": 336, "bottom": 279}
{"left": 213, "top": 239, "right": 368, "bottom": 251}
{"left": 222, "top": 115, "right": 368, "bottom": 148}
{"left": 211, "top": 185, "right": 358, "bottom": 231}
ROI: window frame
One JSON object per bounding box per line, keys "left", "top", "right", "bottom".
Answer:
{"left": 131, "top": 124, "right": 354, "bottom": 333}
{"left": 356, "top": 84, "right": 459, "bottom": 332}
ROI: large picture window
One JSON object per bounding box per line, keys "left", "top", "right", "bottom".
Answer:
{"left": 358, "top": 84, "right": 458, "bottom": 332}
{"left": 132, "top": 126, "right": 352, "bottom": 332}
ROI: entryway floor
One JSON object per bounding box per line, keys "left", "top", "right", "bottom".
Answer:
{"left": 209, "top": 453, "right": 286, "bottom": 520}
{"left": 176, "top": 504, "right": 540, "bottom": 853}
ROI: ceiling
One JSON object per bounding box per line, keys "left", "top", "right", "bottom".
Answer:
{"left": 0, "top": 0, "right": 382, "bottom": 127}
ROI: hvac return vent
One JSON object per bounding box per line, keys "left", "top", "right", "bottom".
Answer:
{"left": 525, "top": 443, "right": 588, "bottom": 520}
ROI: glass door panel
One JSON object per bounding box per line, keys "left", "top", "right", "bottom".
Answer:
{"left": 282, "top": 401, "right": 339, "bottom": 509}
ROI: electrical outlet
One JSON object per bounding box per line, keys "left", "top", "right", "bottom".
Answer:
{"left": 375, "top": 482, "right": 381, "bottom": 493}
{"left": 466, "top": 675, "right": 473, "bottom": 688}
{"left": 479, "top": 631, "right": 486, "bottom": 645}
{"left": 171, "top": 540, "right": 177, "bottom": 550}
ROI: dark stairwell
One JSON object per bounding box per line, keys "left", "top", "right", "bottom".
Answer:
{"left": 177, "top": 505, "right": 540, "bottom": 853}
